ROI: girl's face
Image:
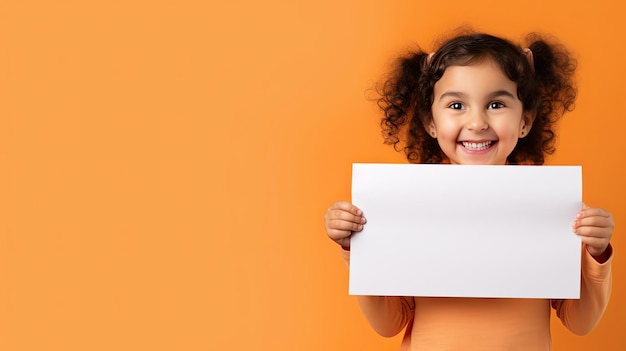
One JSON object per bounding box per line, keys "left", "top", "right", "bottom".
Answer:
{"left": 428, "top": 58, "right": 532, "bottom": 165}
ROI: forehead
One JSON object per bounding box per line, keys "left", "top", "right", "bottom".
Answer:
{"left": 434, "top": 59, "right": 517, "bottom": 98}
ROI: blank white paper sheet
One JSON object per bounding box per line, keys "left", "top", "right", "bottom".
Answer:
{"left": 349, "top": 164, "right": 582, "bottom": 299}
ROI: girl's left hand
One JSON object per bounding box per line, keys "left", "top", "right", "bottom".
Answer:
{"left": 572, "top": 203, "right": 614, "bottom": 258}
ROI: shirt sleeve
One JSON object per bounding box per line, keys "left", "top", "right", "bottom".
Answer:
{"left": 551, "top": 244, "right": 613, "bottom": 335}
{"left": 341, "top": 248, "right": 415, "bottom": 337}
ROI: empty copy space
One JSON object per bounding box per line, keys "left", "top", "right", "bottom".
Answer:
{"left": 349, "top": 164, "right": 582, "bottom": 299}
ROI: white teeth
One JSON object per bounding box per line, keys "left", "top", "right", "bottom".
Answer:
{"left": 462, "top": 141, "right": 492, "bottom": 150}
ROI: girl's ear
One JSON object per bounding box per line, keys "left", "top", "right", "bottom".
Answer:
{"left": 519, "top": 111, "right": 535, "bottom": 138}
{"left": 423, "top": 119, "right": 437, "bottom": 138}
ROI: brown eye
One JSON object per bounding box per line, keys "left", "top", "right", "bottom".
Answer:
{"left": 488, "top": 102, "right": 505, "bottom": 109}
{"left": 449, "top": 102, "right": 464, "bottom": 110}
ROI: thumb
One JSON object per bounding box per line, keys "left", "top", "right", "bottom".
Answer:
{"left": 582, "top": 202, "right": 590, "bottom": 210}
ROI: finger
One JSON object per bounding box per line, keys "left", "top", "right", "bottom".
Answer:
{"left": 328, "top": 201, "right": 363, "bottom": 216}
{"left": 325, "top": 212, "right": 366, "bottom": 242}
{"left": 574, "top": 216, "right": 614, "bottom": 229}
{"left": 327, "top": 226, "right": 359, "bottom": 243}
{"left": 326, "top": 216, "right": 365, "bottom": 233}
{"left": 576, "top": 207, "right": 611, "bottom": 219}
{"left": 573, "top": 215, "right": 614, "bottom": 234}
{"left": 573, "top": 225, "right": 613, "bottom": 239}
{"left": 327, "top": 208, "right": 366, "bottom": 225}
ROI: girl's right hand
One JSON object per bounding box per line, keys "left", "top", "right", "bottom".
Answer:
{"left": 324, "top": 201, "right": 367, "bottom": 250}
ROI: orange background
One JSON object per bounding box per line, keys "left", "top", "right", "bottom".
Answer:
{"left": 1, "top": 1, "right": 624, "bottom": 350}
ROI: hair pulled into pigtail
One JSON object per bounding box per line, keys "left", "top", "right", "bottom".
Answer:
{"left": 378, "top": 51, "right": 443, "bottom": 163}
{"left": 510, "top": 34, "right": 577, "bottom": 164}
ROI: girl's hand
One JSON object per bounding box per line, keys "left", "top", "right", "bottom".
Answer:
{"left": 324, "top": 201, "right": 366, "bottom": 250}
{"left": 572, "top": 203, "right": 614, "bottom": 258}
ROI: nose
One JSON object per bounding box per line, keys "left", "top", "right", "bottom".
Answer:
{"left": 466, "top": 109, "right": 489, "bottom": 131}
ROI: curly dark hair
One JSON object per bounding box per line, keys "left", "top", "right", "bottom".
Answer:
{"left": 377, "top": 32, "right": 577, "bottom": 165}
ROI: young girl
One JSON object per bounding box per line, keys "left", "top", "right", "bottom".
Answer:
{"left": 324, "top": 32, "right": 614, "bottom": 350}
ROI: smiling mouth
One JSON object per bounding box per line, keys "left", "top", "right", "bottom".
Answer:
{"left": 460, "top": 141, "right": 494, "bottom": 151}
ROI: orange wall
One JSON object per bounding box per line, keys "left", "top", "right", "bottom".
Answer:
{"left": 1, "top": 1, "right": 624, "bottom": 350}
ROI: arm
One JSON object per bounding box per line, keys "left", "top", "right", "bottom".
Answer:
{"left": 552, "top": 244, "right": 612, "bottom": 335}
{"left": 325, "top": 202, "right": 414, "bottom": 337}
{"left": 341, "top": 249, "right": 415, "bottom": 337}
{"left": 552, "top": 204, "right": 615, "bottom": 335}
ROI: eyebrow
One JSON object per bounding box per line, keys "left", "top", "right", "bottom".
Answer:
{"left": 438, "top": 90, "right": 517, "bottom": 101}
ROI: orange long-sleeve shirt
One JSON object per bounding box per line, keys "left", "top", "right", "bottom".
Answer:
{"left": 342, "top": 245, "right": 612, "bottom": 350}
